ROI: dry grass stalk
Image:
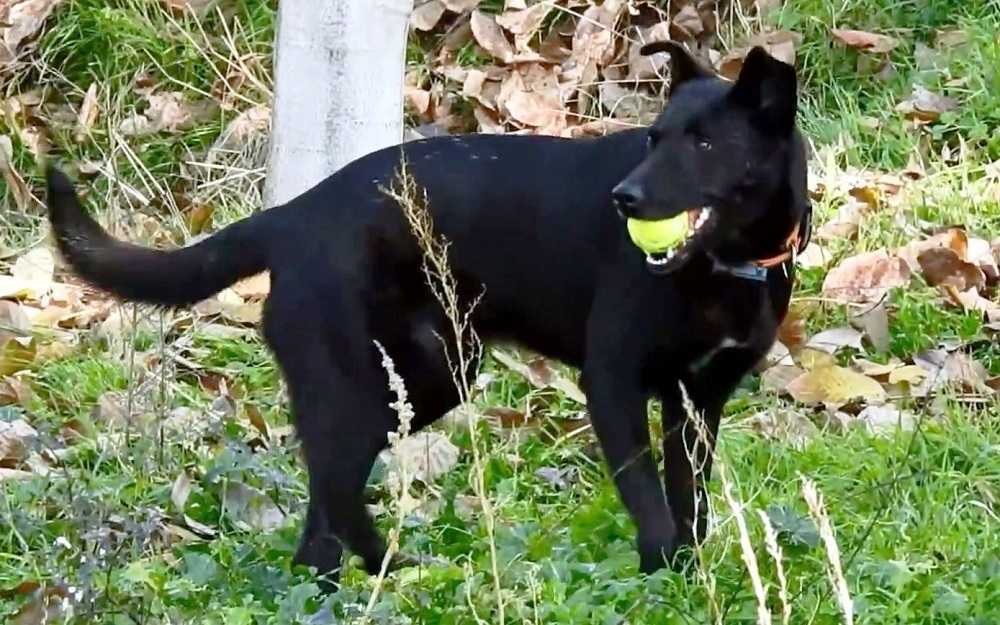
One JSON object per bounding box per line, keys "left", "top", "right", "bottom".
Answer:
{"left": 383, "top": 159, "right": 504, "bottom": 622}
{"left": 757, "top": 509, "right": 791, "bottom": 625}
{"left": 677, "top": 382, "right": 723, "bottom": 624}
{"left": 801, "top": 477, "right": 854, "bottom": 625}
{"left": 719, "top": 466, "right": 772, "bottom": 625}
{"left": 363, "top": 341, "right": 416, "bottom": 619}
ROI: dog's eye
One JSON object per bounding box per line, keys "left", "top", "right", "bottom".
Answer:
{"left": 646, "top": 132, "right": 659, "bottom": 151}
{"left": 696, "top": 137, "right": 712, "bottom": 151}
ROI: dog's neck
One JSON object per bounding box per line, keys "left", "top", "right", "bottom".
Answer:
{"left": 711, "top": 192, "right": 810, "bottom": 275}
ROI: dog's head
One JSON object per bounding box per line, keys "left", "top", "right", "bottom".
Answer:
{"left": 613, "top": 42, "right": 802, "bottom": 272}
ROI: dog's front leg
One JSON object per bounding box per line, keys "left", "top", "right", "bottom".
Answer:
{"left": 661, "top": 347, "right": 766, "bottom": 547}
{"left": 584, "top": 358, "right": 677, "bottom": 573}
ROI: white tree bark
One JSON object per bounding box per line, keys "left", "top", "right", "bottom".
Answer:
{"left": 265, "top": 0, "right": 414, "bottom": 207}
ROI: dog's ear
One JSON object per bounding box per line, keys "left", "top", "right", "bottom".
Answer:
{"left": 640, "top": 40, "right": 713, "bottom": 94}
{"left": 729, "top": 46, "right": 797, "bottom": 135}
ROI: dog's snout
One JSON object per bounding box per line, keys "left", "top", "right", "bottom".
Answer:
{"left": 612, "top": 182, "right": 645, "bottom": 216}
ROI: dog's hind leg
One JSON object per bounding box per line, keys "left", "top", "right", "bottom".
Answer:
{"left": 264, "top": 290, "right": 396, "bottom": 590}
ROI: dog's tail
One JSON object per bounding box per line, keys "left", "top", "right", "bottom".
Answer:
{"left": 46, "top": 166, "right": 271, "bottom": 307}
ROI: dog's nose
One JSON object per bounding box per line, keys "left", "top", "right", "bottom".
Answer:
{"left": 612, "top": 182, "right": 644, "bottom": 216}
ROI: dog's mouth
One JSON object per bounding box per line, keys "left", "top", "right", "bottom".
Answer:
{"left": 645, "top": 206, "right": 716, "bottom": 275}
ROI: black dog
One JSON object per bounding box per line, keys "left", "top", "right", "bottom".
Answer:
{"left": 46, "top": 43, "right": 809, "bottom": 587}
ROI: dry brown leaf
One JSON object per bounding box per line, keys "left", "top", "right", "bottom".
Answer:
{"left": 797, "top": 243, "right": 832, "bottom": 269}
{"left": 74, "top": 82, "right": 100, "bottom": 142}
{"left": 718, "top": 30, "right": 801, "bottom": 80}
{"left": 161, "top": 0, "right": 220, "bottom": 16}
{"left": 777, "top": 308, "right": 807, "bottom": 352}
{"left": 120, "top": 92, "right": 219, "bottom": 136}
{"left": 857, "top": 405, "right": 916, "bottom": 434}
{"left": 0, "top": 419, "right": 37, "bottom": 466}
{"left": 496, "top": 3, "right": 551, "bottom": 52}
{"left": 913, "top": 349, "right": 992, "bottom": 395}
{"left": 209, "top": 105, "right": 270, "bottom": 156}
{"left": 793, "top": 347, "right": 837, "bottom": 371}
{"left": 492, "top": 349, "right": 585, "bottom": 403}
{"left": 816, "top": 200, "right": 865, "bottom": 241}
{"left": 0, "top": 0, "right": 64, "bottom": 69}
{"left": 806, "top": 327, "right": 865, "bottom": 354}
{"left": 822, "top": 250, "right": 911, "bottom": 303}
{"left": 222, "top": 481, "right": 286, "bottom": 532}
{"left": 745, "top": 409, "right": 819, "bottom": 448}
{"left": 896, "top": 228, "right": 967, "bottom": 273}
{"left": 786, "top": 366, "right": 887, "bottom": 406}
{"left": 830, "top": 28, "right": 898, "bottom": 54}
{"left": 887, "top": 365, "right": 926, "bottom": 385}
{"left": 760, "top": 364, "right": 804, "bottom": 394}
{"left": 384, "top": 432, "right": 460, "bottom": 490}
{"left": 0, "top": 135, "right": 34, "bottom": 212}
{"left": 917, "top": 247, "right": 985, "bottom": 291}
{"left": 852, "top": 300, "right": 891, "bottom": 353}
{"left": 942, "top": 286, "right": 1000, "bottom": 322}
{"left": 442, "top": 0, "right": 480, "bottom": 11}
{"left": 895, "top": 86, "right": 959, "bottom": 122}
{"left": 497, "top": 65, "right": 566, "bottom": 133}
{"left": 411, "top": 0, "right": 447, "bottom": 32}
{"left": 0, "top": 375, "right": 32, "bottom": 406}
{"left": 471, "top": 10, "right": 514, "bottom": 63}
{"left": 231, "top": 272, "right": 270, "bottom": 300}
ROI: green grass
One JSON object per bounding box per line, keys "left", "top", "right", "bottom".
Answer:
{"left": 2, "top": 0, "right": 999, "bottom": 623}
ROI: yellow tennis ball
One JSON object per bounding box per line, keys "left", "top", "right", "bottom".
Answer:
{"left": 626, "top": 215, "right": 689, "bottom": 254}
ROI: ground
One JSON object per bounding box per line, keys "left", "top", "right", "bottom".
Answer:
{"left": 0, "top": 1, "right": 998, "bottom": 624}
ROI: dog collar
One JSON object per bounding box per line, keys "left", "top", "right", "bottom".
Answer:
{"left": 713, "top": 260, "right": 769, "bottom": 282}
{"left": 746, "top": 203, "right": 813, "bottom": 269}
{"left": 710, "top": 205, "right": 813, "bottom": 281}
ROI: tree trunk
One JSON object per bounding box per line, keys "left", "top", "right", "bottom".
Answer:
{"left": 265, "top": 0, "right": 414, "bottom": 207}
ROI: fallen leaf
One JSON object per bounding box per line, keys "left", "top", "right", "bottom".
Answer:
{"left": 807, "top": 327, "right": 865, "bottom": 354}
{"left": 73, "top": 82, "right": 100, "bottom": 142}
{"left": 0, "top": 419, "right": 37, "bottom": 466}
{"left": 471, "top": 10, "right": 514, "bottom": 63}
{"left": 830, "top": 29, "right": 898, "bottom": 54}
{"left": 231, "top": 272, "right": 270, "bottom": 299}
{"left": 895, "top": 86, "right": 959, "bottom": 122}
{"left": 913, "top": 349, "right": 992, "bottom": 395}
{"left": 161, "top": 0, "right": 220, "bottom": 16}
{"left": 822, "top": 250, "right": 911, "bottom": 303}
{"left": 746, "top": 409, "right": 819, "bottom": 448}
{"left": 794, "top": 347, "right": 837, "bottom": 371}
{"left": 760, "top": 364, "right": 804, "bottom": 394}
{"left": 777, "top": 308, "right": 807, "bottom": 353}
{"left": 797, "top": 243, "right": 832, "bottom": 269}
{"left": 411, "top": 0, "right": 446, "bottom": 32}
{"left": 917, "top": 247, "right": 985, "bottom": 291}
{"left": 816, "top": 200, "right": 865, "bottom": 241}
{"left": 786, "top": 366, "right": 887, "bottom": 406}
{"left": 0, "top": 375, "right": 31, "bottom": 406}
{"left": 886, "top": 365, "right": 926, "bottom": 385}
{"left": 208, "top": 104, "right": 270, "bottom": 157}
{"left": 383, "top": 432, "right": 460, "bottom": 491}
{"left": 852, "top": 300, "right": 891, "bottom": 353}
{"left": 222, "top": 481, "right": 286, "bottom": 532}
{"left": 857, "top": 405, "right": 916, "bottom": 434}
{"left": 0, "top": 0, "right": 65, "bottom": 70}
{"left": 0, "top": 337, "right": 35, "bottom": 376}
{"left": 442, "top": 0, "right": 480, "bottom": 11}
{"left": 0, "top": 248, "right": 55, "bottom": 301}
{"left": 897, "top": 228, "right": 968, "bottom": 274}
{"left": 120, "top": 92, "right": 219, "bottom": 136}
{"left": 495, "top": 3, "right": 551, "bottom": 52}
{"left": 0, "top": 135, "right": 34, "bottom": 212}
{"left": 942, "top": 286, "right": 1000, "bottom": 322}
{"left": 171, "top": 471, "right": 193, "bottom": 511}
{"left": 491, "top": 349, "right": 585, "bottom": 403}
